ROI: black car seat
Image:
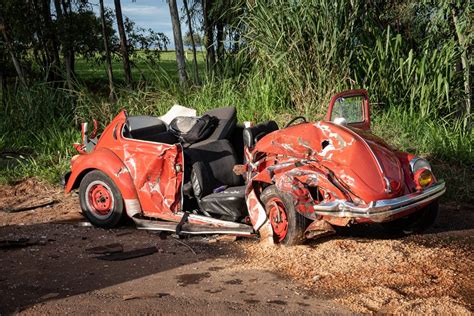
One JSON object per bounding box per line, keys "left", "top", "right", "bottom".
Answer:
{"left": 123, "top": 115, "right": 179, "bottom": 144}
{"left": 243, "top": 120, "right": 279, "bottom": 149}
{"left": 185, "top": 139, "right": 246, "bottom": 221}
{"left": 188, "top": 106, "right": 237, "bottom": 147}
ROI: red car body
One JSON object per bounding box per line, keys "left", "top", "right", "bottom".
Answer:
{"left": 65, "top": 90, "right": 445, "bottom": 245}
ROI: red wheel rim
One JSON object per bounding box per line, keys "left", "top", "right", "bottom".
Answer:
{"left": 267, "top": 197, "right": 288, "bottom": 242}
{"left": 87, "top": 182, "right": 113, "bottom": 217}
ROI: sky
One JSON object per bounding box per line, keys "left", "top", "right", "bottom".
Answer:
{"left": 97, "top": 0, "right": 184, "bottom": 48}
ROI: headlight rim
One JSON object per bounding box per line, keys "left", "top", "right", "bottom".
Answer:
{"left": 409, "top": 157, "right": 432, "bottom": 173}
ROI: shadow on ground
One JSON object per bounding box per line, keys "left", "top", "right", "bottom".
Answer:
{"left": 0, "top": 223, "right": 239, "bottom": 314}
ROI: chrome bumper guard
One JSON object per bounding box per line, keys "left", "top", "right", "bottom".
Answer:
{"left": 313, "top": 181, "right": 446, "bottom": 222}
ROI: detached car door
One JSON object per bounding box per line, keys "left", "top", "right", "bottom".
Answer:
{"left": 326, "top": 89, "right": 371, "bottom": 130}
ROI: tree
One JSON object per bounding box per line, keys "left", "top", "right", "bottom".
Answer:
{"left": 202, "top": 0, "right": 215, "bottom": 72}
{"left": 53, "top": 0, "right": 74, "bottom": 89}
{"left": 183, "top": 0, "right": 200, "bottom": 84}
{"left": 0, "top": 21, "right": 26, "bottom": 86}
{"left": 168, "top": 0, "right": 188, "bottom": 86}
{"left": 114, "top": 0, "right": 132, "bottom": 87}
{"left": 39, "top": 0, "right": 62, "bottom": 82}
{"left": 99, "top": 0, "right": 115, "bottom": 101}
{"left": 184, "top": 32, "right": 202, "bottom": 49}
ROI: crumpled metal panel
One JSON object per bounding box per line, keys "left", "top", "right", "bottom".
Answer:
{"left": 245, "top": 118, "right": 412, "bottom": 237}
{"left": 121, "top": 142, "right": 183, "bottom": 215}
{"left": 273, "top": 166, "right": 343, "bottom": 219}
{"left": 69, "top": 111, "right": 184, "bottom": 217}
{"left": 253, "top": 121, "right": 405, "bottom": 202}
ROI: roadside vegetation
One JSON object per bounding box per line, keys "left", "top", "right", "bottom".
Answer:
{"left": 0, "top": 0, "right": 472, "bottom": 201}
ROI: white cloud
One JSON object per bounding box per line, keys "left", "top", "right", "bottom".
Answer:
{"left": 121, "top": 5, "right": 164, "bottom": 16}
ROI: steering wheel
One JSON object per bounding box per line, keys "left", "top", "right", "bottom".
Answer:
{"left": 284, "top": 116, "right": 307, "bottom": 128}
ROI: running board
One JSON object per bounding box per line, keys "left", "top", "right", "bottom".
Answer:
{"left": 132, "top": 217, "right": 255, "bottom": 236}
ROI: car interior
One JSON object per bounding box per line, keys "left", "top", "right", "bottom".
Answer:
{"left": 123, "top": 106, "right": 279, "bottom": 222}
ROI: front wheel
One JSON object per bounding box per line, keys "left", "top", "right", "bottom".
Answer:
{"left": 260, "top": 185, "right": 309, "bottom": 245}
{"left": 79, "top": 170, "right": 124, "bottom": 228}
{"left": 381, "top": 200, "right": 439, "bottom": 235}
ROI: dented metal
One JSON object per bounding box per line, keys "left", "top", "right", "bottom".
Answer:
{"left": 65, "top": 89, "right": 445, "bottom": 243}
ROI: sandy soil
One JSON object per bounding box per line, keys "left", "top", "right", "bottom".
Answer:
{"left": 0, "top": 179, "right": 472, "bottom": 314}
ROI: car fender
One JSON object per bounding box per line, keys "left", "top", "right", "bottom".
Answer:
{"left": 272, "top": 166, "right": 345, "bottom": 220}
{"left": 247, "top": 163, "right": 345, "bottom": 228}
{"left": 65, "top": 147, "right": 142, "bottom": 217}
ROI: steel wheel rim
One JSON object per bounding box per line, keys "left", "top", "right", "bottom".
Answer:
{"left": 85, "top": 180, "right": 115, "bottom": 219}
{"left": 267, "top": 197, "right": 288, "bottom": 242}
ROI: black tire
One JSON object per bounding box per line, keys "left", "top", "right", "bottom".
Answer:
{"left": 260, "top": 185, "right": 310, "bottom": 245}
{"left": 79, "top": 170, "right": 124, "bottom": 228}
{"left": 381, "top": 200, "right": 439, "bottom": 235}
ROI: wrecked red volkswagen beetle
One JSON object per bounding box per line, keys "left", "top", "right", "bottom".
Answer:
{"left": 65, "top": 89, "right": 445, "bottom": 245}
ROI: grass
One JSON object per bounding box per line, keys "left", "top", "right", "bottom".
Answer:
{"left": 75, "top": 51, "right": 206, "bottom": 87}
{"left": 1, "top": 48, "right": 472, "bottom": 202}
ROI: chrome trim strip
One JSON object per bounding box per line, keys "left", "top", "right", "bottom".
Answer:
{"left": 185, "top": 213, "right": 250, "bottom": 229}
{"left": 327, "top": 122, "right": 389, "bottom": 192}
{"left": 334, "top": 122, "right": 385, "bottom": 177}
{"left": 137, "top": 227, "right": 254, "bottom": 235}
{"left": 313, "top": 181, "right": 445, "bottom": 221}
{"left": 132, "top": 217, "right": 254, "bottom": 235}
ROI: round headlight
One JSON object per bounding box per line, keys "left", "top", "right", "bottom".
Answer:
{"left": 409, "top": 157, "right": 432, "bottom": 173}
{"left": 414, "top": 168, "right": 434, "bottom": 189}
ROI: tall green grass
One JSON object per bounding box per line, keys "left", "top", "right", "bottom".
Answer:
{"left": 0, "top": 84, "right": 78, "bottom": 183}
{"left": 1, "top": 75, "right": 472, "bottom": 201}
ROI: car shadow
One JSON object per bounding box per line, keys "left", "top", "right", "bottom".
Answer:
{"left": 0, "top": 222, "right": 243, "bottom": 314}
{"left": 322, "top": 202, "right": 474, "bottom": 242}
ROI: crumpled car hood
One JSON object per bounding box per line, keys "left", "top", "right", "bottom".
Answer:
{"left": 254, "top": 121, "right": 404, "bottom": 202}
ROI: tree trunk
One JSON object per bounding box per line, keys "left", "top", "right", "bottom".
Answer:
{"left": 183, "top": 0, "right": 200, "bottom": 85}
{"left": 31, "top": 0, "right": 51, "bottom": 80}
{"left": 62, "top": 0, "right": 75, "bottom": 74}
{"left": 451, "top": 7, "right": 471, "bottom": 131}
{"left": 54, "top": 0, "right": 74, "bottom": 89}
{"left": 114, "top": 0, "right": 132, "bottom": 88}
{"left": 0, "top": 22, "right": 26, "bottom": 86}
{"left": 41, "top": 0, "right": 61, "bottom": 82}
{"left": 0, "top": 49, "right": 7, "bottom": 106}
{"left": 168, "top": 0, "right": 188, "bottom": 86}
{"left": 216, "top": 22, "right": 224, "bottom": 63}
{"left": 99, "top": 0, "right": 115, "bottom": 102}
{"left": 202, "top": 0, "right": 215, "bottom": 72}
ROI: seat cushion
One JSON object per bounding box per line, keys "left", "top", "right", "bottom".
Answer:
{"left": 199, "top": 186, "right": 247, "bottom": 221}
{"left": 185, "top": 139, "right": 243, "bottom": 193}
{"left": 189, "top": 107, "right": 236, "bottom": 147}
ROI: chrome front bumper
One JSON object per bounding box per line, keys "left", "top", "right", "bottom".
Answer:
{"left": 313, "top": 181, "right": 446, "bottom": 222}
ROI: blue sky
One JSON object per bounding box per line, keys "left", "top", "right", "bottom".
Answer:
{"left": 97, "top": 0, "right": 184, "bottom": 48}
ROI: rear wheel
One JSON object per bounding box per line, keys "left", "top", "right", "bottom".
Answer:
{"left": 260, "top": 185, "right": 309, "bottom": 245}
{"left": 381, "top": 200, "right": 439, "bottom": 235}
{"left": 79, "top": 170, "right": 124, "bottom": 228}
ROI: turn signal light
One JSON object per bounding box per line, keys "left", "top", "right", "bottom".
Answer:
{"left": 414, "top": 168, "right": 433, "bottom": 189}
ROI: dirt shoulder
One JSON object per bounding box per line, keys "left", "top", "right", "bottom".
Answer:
{"left": 0, "top": 179, "right": 473, "bottom": 314}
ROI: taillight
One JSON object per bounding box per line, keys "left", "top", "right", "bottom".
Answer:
{"left": 414, "top": 168, "right": 433, "bottom": 190}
